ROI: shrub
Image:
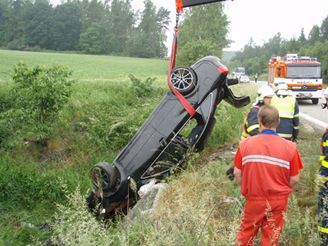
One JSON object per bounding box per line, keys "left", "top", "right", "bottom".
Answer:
{"left": 0, "top": 63, "right": 74, "bottom": 147}
{"left": 129, "top": 74, "right": 156, "bottom": 98}
{"left": 50, "top": 189, "right": 112, "bottom": 246}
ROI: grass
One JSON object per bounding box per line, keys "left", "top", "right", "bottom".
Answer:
{"left": 0, "top": 49, "right": 169, "bottom": 83}
{"left": 48, "top": 126, "right": 321, "bottom": 246}
{"left": 0, "top": 50, "right": 323, "bottom": 245}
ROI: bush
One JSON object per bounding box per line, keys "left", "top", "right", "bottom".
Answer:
{"left": 50, "top": 189, "right": 112, "bottom": 246}
{"left": 129, "top": 74, "right": 156, "bottom": 98}
{"left": 0, "top": 63, "right": 74, "bottom": 147}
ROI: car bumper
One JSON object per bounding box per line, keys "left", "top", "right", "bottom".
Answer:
{"left": 290, "top": 90, "right": 323, "bottom": 99}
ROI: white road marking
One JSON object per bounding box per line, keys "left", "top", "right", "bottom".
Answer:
{"left": 299, "top": 112, "right": 328, "bottom": 130}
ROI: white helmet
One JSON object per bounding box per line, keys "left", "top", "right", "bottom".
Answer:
{"left": 257, "top": 85, "right": 275, "bottom": 101}
{"left": 275, "top": 83, "right": 289, "bottom": 96}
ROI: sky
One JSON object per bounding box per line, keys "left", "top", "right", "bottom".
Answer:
{"left": 132, "top": 0, "right": 328, "bottom": 51}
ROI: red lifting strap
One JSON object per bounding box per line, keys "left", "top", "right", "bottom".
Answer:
{"left": 176, "top": 0, "right": 183, "bottom": 12}
{"left": 167, "top": 27, "right": 197, "bottom": 117}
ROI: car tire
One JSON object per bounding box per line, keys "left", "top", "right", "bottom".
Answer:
{"left": 312, "top": 98, "right": 319, "bottom": 105}
{"left": 170, "top": 67, "right": 197, "bottom": 95}
{"left": 91, "top": 163, "right": 118, "bottom": 191}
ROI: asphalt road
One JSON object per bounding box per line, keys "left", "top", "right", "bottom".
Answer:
{"left": 298, "top": 99, "right": 328, "bottom": 130}
{"left": 253, "top": 80, "right": 328, "bottom": 130}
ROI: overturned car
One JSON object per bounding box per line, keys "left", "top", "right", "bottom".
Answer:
{"left": 87, "top": 56, "right": 250, "bottom": 218}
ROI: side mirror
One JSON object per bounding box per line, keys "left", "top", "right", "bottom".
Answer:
{"left": 277, "top": 66, "right": 281, "bottom": 77}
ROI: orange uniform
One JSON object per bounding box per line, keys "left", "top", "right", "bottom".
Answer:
{"left": 234, "top": 130, "right": 303, "bottom": 245}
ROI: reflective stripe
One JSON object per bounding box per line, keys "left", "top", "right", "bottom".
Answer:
{"left": 320, "top": 155, "right": 325, "bottom": 161}
{"left": 293, "top": 126, "right": 300, "bottom": 130}
{"left": 322, "top": 159, "right": 328, "bottom": 168}
{"left": 242, "top": 155, "right": 290, "bottom": 169}
{"left": 323, "top": 141, "right": 328, "bottom": 147}
{"left": 294, "top": 114, "right": 299, "bottom": 118}
{"left": 247, "top": 124, "right": 259, "bottom": 133}
{"left": 278, "top": 133, "right": 292, "bottom": 138}
{"left": 318, "top": 226, "right": 328, "bottom": 234}
{"left": 279, "top": 111, "right": 294, "bottom": 119}
{"left": 241, "top": 132, "right": 249, "bottom": 140}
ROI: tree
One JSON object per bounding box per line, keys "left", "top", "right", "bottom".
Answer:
{"left": 0, "top": 0, "right": 9, "bottom": 46}
{"left": 5, "top": 0, "right": 30, "bottom": 49}
{"left": 108, "top": 0, "right": 134, "bottom": 54}
{"left": 281, "top": 38, "right": 301, "bottom": 54}
{"left": 24, "top": 0, "right": 53, "bottom": 48}
{"left": 127, "top": 0, "right": 169, "bottom": 58}
{"left": 177, "top": 3, "right": 229, "bottom": 65}
{"left": 51, "top": 1, "right": 82, "bottom": 50}
{"left": 321, "top": 15, "right": 328, "bottom": 41}
{"left": 79, "top": 0, "right": 110, "bottom": 54}
{"left": 79, "top": 23, "right": 102, "bottom": 54}
{"left": 308, "top": 25, "right": 321, "bottom": 45}
{"left": 298, "top": 28, "right": 307, "bottom": 46}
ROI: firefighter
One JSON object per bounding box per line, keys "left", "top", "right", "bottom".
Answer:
{"left": 241, "top": 85, "right": 275, "bottom": 139}
{"left": 271, "top": 83, "right": 299, "bottom": 141}
{"left": 227, "top": 85, "right": 275, "bottom": 180}
{"left": 234, "top": 105, "right": 303, "bottom": 245}
{"left": 318, "top": 87, "right": 328, "bottom": 245}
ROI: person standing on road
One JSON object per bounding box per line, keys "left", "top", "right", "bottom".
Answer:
{"left": 254, "top": 73, "right": 258, "bottom": 83}
{"left": 318, "top": 87, "right": 328, "bottom": 245}
{"left": 271, "top": 83, "right": 299, "bottom": 141}
{"left": 241, "top": 85, "right": 275, "bottom": 139}
{"left": 234, "top": 105, "right": 303, "bottom": 245}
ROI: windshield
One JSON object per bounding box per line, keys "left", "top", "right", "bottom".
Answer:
{"left": 287, "top": 65, "right": 321, "bottom": 79}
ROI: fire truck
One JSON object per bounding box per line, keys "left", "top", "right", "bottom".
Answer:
{"left": 268, "top": 54, "right": 323, "bottom": 104}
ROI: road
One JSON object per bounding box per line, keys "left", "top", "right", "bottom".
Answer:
{"left": 298, "top": 99, "right": 328, "bottom": 130}
{"left": 254, "top": 80, "right": 328, "bottom": 130}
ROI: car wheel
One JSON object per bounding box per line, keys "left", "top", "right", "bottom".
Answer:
{"left": 91, "top": 163, "right": 118, "bottom": 191}
{"left": 170, "top": 67, "right": 197, "bottom": 95}
{"left": 312, "top": 98, "right": 319, "bottom": 105}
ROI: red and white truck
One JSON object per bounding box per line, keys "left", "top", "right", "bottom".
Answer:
{"left": 268, "top": 54, "right": 323, "bottom": 104}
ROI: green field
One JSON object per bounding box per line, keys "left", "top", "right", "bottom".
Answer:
{"left": 0, "top": 49, "right": 169, "bottom": 83}
{"left": 0, "top": 50, "right": 322, "bottom": 245}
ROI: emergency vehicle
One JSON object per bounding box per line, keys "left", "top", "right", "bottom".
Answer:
{"left": 268, "top": 54, "right": 323, "bottom": 104}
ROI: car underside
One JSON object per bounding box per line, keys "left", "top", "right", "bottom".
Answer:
{"left": 87, "top": 56, "right": 250, "bottom": 219}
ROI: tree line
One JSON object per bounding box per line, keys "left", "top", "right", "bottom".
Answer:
{"left": 229, "top": 16, "right": 328, "bottom": 82}
{"left": 0, "top": 0, "right": 170, "bottom": 58}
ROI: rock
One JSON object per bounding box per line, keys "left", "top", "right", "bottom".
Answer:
{"left": 126, "top": 180, "right": 167, "bottom": 221}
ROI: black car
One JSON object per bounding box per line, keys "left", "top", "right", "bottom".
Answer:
{"left": 87, "top": 56, "right": 250, "bottom": 218}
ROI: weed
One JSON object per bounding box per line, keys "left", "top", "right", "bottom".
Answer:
{"left": 129, "top": 74, "right": 157, "bottom": 98}
{"left": 49, "top": 188, "right": 112, "bottom": 246}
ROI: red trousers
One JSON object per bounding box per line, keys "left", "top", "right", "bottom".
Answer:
{"left": 236, "top": 197, "right": 289, "bottom": 246}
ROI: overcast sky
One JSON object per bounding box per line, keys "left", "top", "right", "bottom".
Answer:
{"left": 132, "top": 0, "right": 328, "bottom": 51}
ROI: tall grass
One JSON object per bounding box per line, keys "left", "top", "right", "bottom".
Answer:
{"left": 49, "top": 89, "right": 322, "bottom": 245}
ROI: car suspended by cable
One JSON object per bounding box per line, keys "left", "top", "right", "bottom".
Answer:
{"left": 87, "top": 0, "right": 250, "bottom": 219}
